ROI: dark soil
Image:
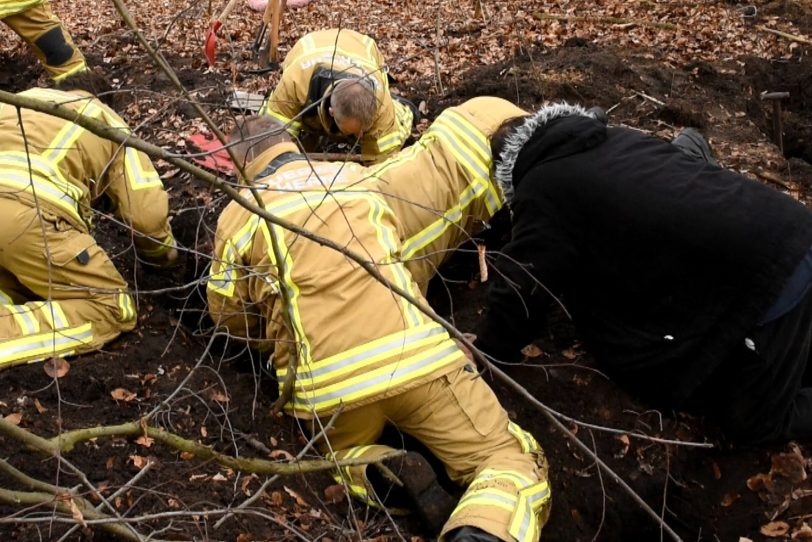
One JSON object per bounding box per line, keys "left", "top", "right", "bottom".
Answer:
{"left": 2, "top": 2, "right": 812, "bottom": 541}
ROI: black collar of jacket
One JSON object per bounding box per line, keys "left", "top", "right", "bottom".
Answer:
{"left": 252, "top": 152, "right": 307, "bottom": 181}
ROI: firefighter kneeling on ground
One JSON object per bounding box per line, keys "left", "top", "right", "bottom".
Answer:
{"left": 258, "top": 27, "right": 418, "bottom": 163}
{"left": 0, "top": 0, "right": 87, "bottom": 82}
{"left": 207, "top": 115, "right": 551, "bottom": 542}
{"left": 0, "top": 72, "right": 177, "bottom": 371}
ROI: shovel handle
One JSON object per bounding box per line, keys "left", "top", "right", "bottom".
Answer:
{"left": 216, "top": 0, "right": 242, "bottom": 24}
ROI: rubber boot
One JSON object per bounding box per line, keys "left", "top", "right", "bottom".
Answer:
{"left": 375, "top": 451, "right": 458, "bottom": 534}
{"left": 445, "top": 526, "right": 504, "bottom": 542}
{"left": 671, "top": 127, "right": 720, "bottom": 167}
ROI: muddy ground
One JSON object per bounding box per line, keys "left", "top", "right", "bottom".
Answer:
{"left": 2, "top": 1, "right": 812, "bottom": 541}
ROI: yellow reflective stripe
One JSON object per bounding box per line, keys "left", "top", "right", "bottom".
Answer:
{"left": 300, "top": 33, "right": 316, "bottom": 53}
{"left": 139, "top": 232, "right": 175, "bottom": 258}
{"left": 443, "top": 109, "right": 491, "bottom": 163}
{"left": 508, "top": 421, "right": 541, "bottom": 454}
{"left": 0, "top": 0, "right": 42, "bottom": 17}
{"left": 0, "top": 323, "right": 93, "bottom": 365}
{"left": 116, "top": 292, "right": 135, "bottom": 322}
{"left": 277, "top": 323, "right": 447, "bottom": 384}
{"left": 44, "top": 100, "right": 103, "bottom": 164}
{"left": 0, "top": 171, "right": 83, "bottom": 221}
{"left": 124, "top": 147, "right": 162, "bottom": 190}
{"left": 0, "top": 152, "right": 79, "bottom": 198}
{"left": 9, "top": 305, "right": 39, "bottom": 335}
{"left": 366, "top": 195, "right": 423, "bottom": 327}
{"left": 400, "top": 182, "right": 479, "bottom": 260}
{"left": 261, "top": 221, "right": 313, "bottom": 367}
{"left": 376, "top": 130, "right": 403, "bottom": 154}
{"left": 361, "top": 34, "right": 377, "bottom": 60}
{"left": 31, "top": 301, "right": 70, "bottom": 330}
{"left": 208, "top": 216, "right": 261, "bottom": 297}
{"left": 509, "top": 481, "right": 552, "bottom": 542}
{"left": 51, "top": 61, "right": 88, "bottom": 82}
{"left": 0, "top": 290, "right": 13, "bottom": 305}
{"left": 454, "top": 487, "right": 517, "bottom": 515}
{"left": 288, "top": 340, "right": 462, "bottom": 413}
{"left": 259, "top": 102, "right": 302, "bottom": 134}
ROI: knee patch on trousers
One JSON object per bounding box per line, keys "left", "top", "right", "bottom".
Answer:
{"left": 34, "top": 26, "right": 75, "bottom": 66}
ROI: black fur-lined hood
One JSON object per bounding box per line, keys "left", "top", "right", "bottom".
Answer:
{"left": 494, "top": 102, "right": 606, "bottom": 203}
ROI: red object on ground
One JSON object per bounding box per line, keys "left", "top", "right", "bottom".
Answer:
{"left": 204, "top": 21, "right": 222, "bottom": 66}
{"left": 186, "top": 133, "right": 234, "bottom": 174}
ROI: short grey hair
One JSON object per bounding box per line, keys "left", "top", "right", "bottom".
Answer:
{"left": 228, "top": 116, "right": 291, "bottom": 169}
{"left": 330, "top": 78, "right": 377, "bottom": 132}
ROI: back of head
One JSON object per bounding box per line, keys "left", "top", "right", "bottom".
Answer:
{"left": 55, "top": 67, "right": 116, "bottom": 108}
{"left": 491, "top": 115, "right": 529, "bottom": 166}
{"left": 330, "top": 78, "right": 377, "bottom": 134}
{"left": 229, "top": 115, "right": 292, "bottom": 170}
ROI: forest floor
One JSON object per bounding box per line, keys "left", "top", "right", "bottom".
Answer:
{"left": 1, "top": 1, "right": 812, "bottom": 541}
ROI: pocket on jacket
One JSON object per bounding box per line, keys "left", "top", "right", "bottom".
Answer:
{"left": 42, "top": 229, "right": 96, "bottom": 267}
{"left": 444, "top": 364, "right": 507, "bottom": 438}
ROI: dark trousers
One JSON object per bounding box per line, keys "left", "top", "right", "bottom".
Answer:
{"left": 693, "top": 287, "right": 812, "bottom": 443}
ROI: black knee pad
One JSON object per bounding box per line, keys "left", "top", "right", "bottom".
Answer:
{"left": 34, "top": 26, "right": 75, "bottom": 66}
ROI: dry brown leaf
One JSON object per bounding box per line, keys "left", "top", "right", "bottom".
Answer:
{"left": 33, "top": 398, "right": 47, "bottom": 414}
{"left": 236, "top": 534, "right": 253, "bottom": 542}
{"left": 210, "top": 389, "right": 229, "bottom": 403}
{"left": 4, "top": 412, "right": 22, "bottom": 425}
{"left": 129, "top": 454, "right": 148, "bottom": 469}
{"left": 270, "top": 449, "right": 296, "bottom": 461}
{"left": 43, "top": 357, "right": 70, "bottom": 379}
{"left": 269, "top": 490, "right": 284, "bottom": 507}
{"left": 200, "top": 426, "right": 208, "bottom": 438}
{"left": 134, "top": 435, "right": 154, "bottom": 448}
{"left": 720, "top": 492, "right": 740, "bottom": 507}
{"left": 211, "top": 473, "right": 228, "bottom": 482}
{"left": 110, "top": 388, "right": 137, "bottom": 402}
{"left": 746, "top": 472, "right": 773, "bottom": 493}
{"left": 521, "top": 343, "right": 544, "bottom": 358}
{"left": 793, "top": 523, "right": 812, "bottom": 540}
{"left": 68, "top": 497, "right": 87, "bottom": 528}
{"left": 324, "top": 484, "right": 346, "bottom": 504}
{"left": 761, "top": 521, "right": 790, "bottom": 538}
{"left": 180, "top": 451, "right": 195, "bottom": 460}
{"left": 614, "top": 434, "right": 631, "bottom": 458}
{"left": 771, "top": 447, "right": 807, "bottom": 484}
{"left": 711, "top": 460, "right": 722, "bottom": 480}
{"left": 284, "top": 485, "right": 308, "bottom": 507}
{"left": 561, "top": 348, "right": 580, "bottom": 360}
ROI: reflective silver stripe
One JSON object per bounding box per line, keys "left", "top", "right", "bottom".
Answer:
{"left": 124, "top": 147, "right": 162, "bottom": 189}
{"left": 9, "top": 305, "right": 38, "bottom": 335}
{"left": 0, "top": 171, "right": 82, "bottom": 219}
{"left": 443, "top": 111, "right": 491, "bottom": 161}
{"left": 44, "top": 101, "right": 103, "bottom": 163}
{"left": 0, "top": 325, "right": 93, "bottom": 362}
{"left": 429, "top": 122, "right": 490, "bottom": 182}
{"left": 290, "top": 342, "right": 459, "bottom": 409}
{"left": 0, "top": 153, "right": 79, "bottom": 197}
{"left": 0, "top": 290, "right": 13, "bottom": 305}
{"left": 282, "top": 326, "right": 445, "bottom": 381}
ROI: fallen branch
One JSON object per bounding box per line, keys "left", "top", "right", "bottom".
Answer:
{"left": 532, "top": 12, "right": 677, "bottom": 31}
{"left": 0, "top": 459, "right": 159, "bottom": 542}
{"left": 757, "top": 24, "right": 812, "bottom": 46}
{"left": 0, "top": 417, "right": 403, "bottom": 476}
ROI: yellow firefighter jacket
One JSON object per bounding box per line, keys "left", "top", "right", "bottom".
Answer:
{"left": 0, "top": 88, "right": 174, "bottom": 259}
{"left": 0, "top": 0, "right": 42, "bottom": 18}
{"left": 207, "top": 142, "right": 466, "bottom": 418}
{"left": 258, "top": 28, "right": 412, "bottom": 161}
{"left": 364, "top": 96, "right": 528, "bottom": 289}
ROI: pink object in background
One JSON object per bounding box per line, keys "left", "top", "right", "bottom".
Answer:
{"left": 247, "top": 0, "right": 312, "bottom": 11}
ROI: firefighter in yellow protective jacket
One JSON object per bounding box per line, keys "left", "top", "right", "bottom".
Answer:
{"left": 0, "top": 82, "right": 176, "bottom": 370}
{"left": 364, "top": 96, "right": 528, "bottom": 292}
{"left": 1, "top": 0, "right": 87, "bottom": 82}
{"left": 258, "top": 28, "right": 415, "bottom": 163}
{"left": 207, "top": 117, "right": 551, "bottom": 542}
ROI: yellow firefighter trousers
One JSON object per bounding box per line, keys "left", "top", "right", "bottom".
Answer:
{"left": 0, "top": 198, "right": 136, "bottom": 370}
{"left": 2, "top": 1, "right": 87, "bottom": 81}
{"left": 316, "top": 363, "right": 552, "bottom": 542}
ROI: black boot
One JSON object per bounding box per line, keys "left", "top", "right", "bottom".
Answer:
{"left": 445, "top": 526, "right": 503, "bottom": 542}
{"left": 372, "top": 451, "right": 458, "bottom": 534}
{"left": 671, "top": 127, "right": 720, "bottom": 167}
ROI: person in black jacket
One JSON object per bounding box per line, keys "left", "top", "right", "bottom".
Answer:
{"left": 476, "top": 102, "right": 812, "bottom": 444}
